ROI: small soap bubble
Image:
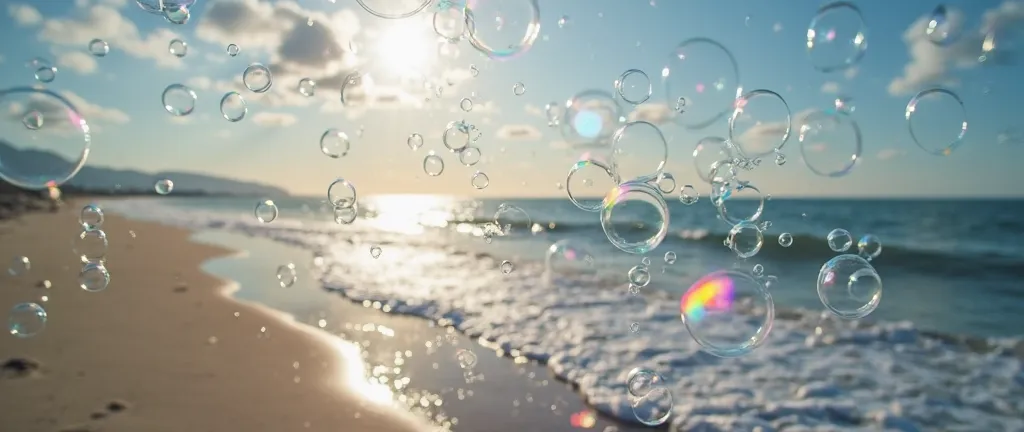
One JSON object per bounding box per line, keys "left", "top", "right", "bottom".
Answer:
{"left": 276, "top": 263, "right": 297, "bottom": 287}
{"left": 168, "top": 39, "right": 188, "bottom": 58}
{"left": 806, "top": 2, "right": 868, "bottom": 72}
{"left": 154, "top": 179, "right": 174, "bottom": 195}
{"left": 73, "top": 229, "right": 108, "bottom": 263}
{"left": 857, "top": 234, "right": 882, "bottom": 261}
{"left": 458, "top": 146, "right": 482, "bottom": 166}
{"left": 679, "top": 184, "right": 699, "bottom": 205}
{"left": 460, "top": 97, "right": 473, "bottom": 112}
{"left": 333, "top": 205, "right": 357, "bottom": 224}
{"left": 500, "top": 260, "right": 514, "bottom": 274}
{"left": 752, "top": 263, "right": 764, "bottom": 277}
{"left": 494, "top": 203, "right": 532, "bottom": 237}
{"left": 424, "top": 152, "right": 445, "bottom": 176}
{"left": 164, "top": 5, "right": 190, "bottom": 24}
{"left": 226, "top": 44, "right": 240, "bottom": 56}
{"left": 80, "top": 204, "right": 104, "bottom": 231}
{"left": 255, "top": 199, "right": 279, "bottom": 223}
{"left": 243, "top": 63, "right": 273, "bottom": 93}
{"left": 370, "top": 246, "right": 382, "bottom": 259}
{"left": 8, "top": 256, "right": 30, "bottom": 277}
{"left": 320, "top": 129, "right": 351, "bottom": 159}
{"left": 925, "top": 5, "right": 963, "bottom": 46}
{"left": 162, "top": 84, "right": 197, "bottom": 116}
{"left": 35, "top": 66, "right": 57, "bottom": 83}
{"left": 471, "top": 171, "right": 489, "bottom": 189}
{"left": 79, "top": 262, "right": 110, "bottom": 292}
{"left": 905, "top": 88, "right": 967, "bottom": 156}
{"left": 827, "top": 228, "right": 853, "bottom": 252}
{"left": 21, "top": 110, "right": 43, "bottom": 130}
{"left": 470, "top": 64, "right": 480, "bottom": 77}
{"left": 817, "top": 254, "right": 882, "bottom": 319}
{"left": 615, "top": 69, "right": 652, "bottom": 105}
{"left": 727, "top": 222, "right": 764, "bottom": 259}
{"left": 327, "top": 178, "right": 357, "bottom": 208}
{"left": 407, "top": 133, "right": 424, "bottom": 151}
{"left": 654, "top": 172, "right": 676, "bottom": 194}
{"left": 89, "top": 39, "right": 109, "bottom": 57}
{"left": 601, "top": 182, "right": 669, "bottom": 254}
{"left": 778, "top": 232, "right": 793, "bottom": 247}
{"left": 628, "top": 265, "right": 651, "bottom": 287}
{"left": 8, "top": 302, "right": 47, "bottom": 338}
{"left": 513, "top": 82, "right": 526, "bottom": 95}
{"left": 774, "top": 151, "right": 787, "bottom": 166}
{"left": 664, "top": 251, "right": 677, "bottom": 264}
{"left": 455, "top": 349, "right": 477, "bottom": 369}
{"left": 630, "top": 322, "right": 640, "bottom": 332}
{"left": 641, "top": 257, "right": 652, "bottom": 266}
{"left": 298, "top": 78, "right": 316, "bottom": 97}
{"left": 220, "top": 92, "right": 247, "bottom": 122}
{"left": 558, "top": 15, "right": 569, "bottom": 28}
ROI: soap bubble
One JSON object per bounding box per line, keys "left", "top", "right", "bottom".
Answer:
{"left": 817, "top": 254, "right": 882, "bottom": 319}
{"left": 0, "top": 87, "right": 92, "bottom": 190}
{"left": 662, "top": 38, "right": 741, "bottom": 130}
{"left": 681, "top": 269, "right": 774, "bottom": 357}
{"left": 806, "top": 2, "right": 868, "bottom": 72}
{"left": 601, "top": 181, "right": 670, "bottom": 255}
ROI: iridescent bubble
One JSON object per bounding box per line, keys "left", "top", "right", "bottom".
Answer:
{"left": 566, "top": 158, "right": 618, "bottom": 212}
{"left": 925, "top": 5, "right": 963, "bottom": 46}
{"left": 424, "top": 152, "right": 445, "bottom": 176}
{"left": 797, "top": 108, "right": 862, "bottom": 177}
{"left": 692, "top": 136, "right": 735, "bottom": 182}
{"left": 615, "top": 69, "right": 652, "bottom": 105}
{"left": 327, "top": 178, "right": 357, "bottom": 208}
{"left": 778, "top": 232, "right": 793, "bottom": 247}
{"left": 276, "top": 263, "right": 297, "bottom": 288}
{"left": 806, "top": 2, "right": 868, "bottom": 73}
{"left": 298, "top": 78, "right": 317, "bottom": 97}
{"left": 662, "top": 38, "right": 741, "bottom": 130}
{"left": 464, "top": 0, "right": 541, "bottom": 60}
{"left": 680, "top": 269, "right": 774, "bottom": 357}
{"left": 512, "top": 82, "right": 526, "bottom": 95}
{"left": 154, "top": 179, "right": 174, "bottom": 195}
{"left": 664, "top": 251, "right": 677, "bottom": 264}
{"left": 79, "top": 262, "right": 110, "bottom": 292}
{"left": 628, "top": 265, "right": 651, "bottom": 287}
{"left": 168, "top": 39, "right": 188, "bottom": 58}
{"left": 255, "top": 199, "right": 279, "bottom": 223}
{"left": 679, "top": 184, "right": 699, "bottom": 205}
{"left": 471, "top": 171, "right": 489, "bottom": 189}
{"left": 601, "top": 181, "right": 670, "bottom": 254}
{"left": 729, "top": 89, "right": 792, "bottom": 159}
{"left": 242, "top": 63, "right": 273, "bottom": 93}
{"left": 320, "top": 129, "right": 351, "bottom": 159}
{"left": 817, "top": 254, "right": 882, "bottom": 319}
{"left": 560, "top": 90, "right": 624, "bottom": 147}
{"left": 334, "top": 205, "right": 357, "bottom": 225}
{"left": 500, "top": 260, "right": 514, "bottom": 274}
{"left": 8, "top": 302, "right": 46, "bottom": 338}
{"left": 827, "top": 228, "right": 853, "bottom": 252}
{"left": 80, "top": 204, "right": 104, "bottom": 231}
{"left": 220, "top": 92, "right": 247, "bottom": 122}
{"left": 494, "top": 203, "right": 531, "bottom": 236}
{"left": 609, "top": 121, "right": 668, "bottom": 182}
{"left": 857, "top": 234, "right": 882, "bottom": 261}
{"left": 458, "top": 146, "right": 482, "bottom": 166}
{"left": 8, "top": 256, "right": 30, "bottom": 277}
{"left": 727, "top": 222, "right": 763, "bottom": 259}
{"left": 88, "top": 39, "right": 109, "bottom": 57}
{"left": 73, "top": 229, "right": 108, "bottom": 263}
{"left": 370, "top": 246, "right": 382, "bottom": 259}
{"left": 355, "top": 0, "right": 432, "bottom": 19}
{"left": 407, "top": 133, "right": 424, "bottom": 151}
{"left": 226, "top": 44, "right": 240, "bottom": 56}
{"left": 162, "top": 84, "right": 197, "bottom": 116}
{"left": 905, "top": 88, "right": 967, "bottom": 156}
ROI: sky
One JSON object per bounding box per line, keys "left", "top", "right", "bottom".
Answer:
{"left": 1, "top": 0, "right": 1023, "bottom": 198}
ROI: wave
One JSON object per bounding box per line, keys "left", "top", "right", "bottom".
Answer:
{"left": 102, "top": 198, "right": 1024, "bottom": 430}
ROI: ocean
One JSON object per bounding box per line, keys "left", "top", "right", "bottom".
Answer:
{"left": 101, "top": 195, "right": 1024, "bottom": 431}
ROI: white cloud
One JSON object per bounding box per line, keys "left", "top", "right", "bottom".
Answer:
{"left": 772, "top": 22, "right": 783, "bottom": 33}
{"left": 524, "top": 104, "right": 545, "bottom": 117}
{"left": 876, "top": 148, "right": 906, "bottom": 160}
{"left": 843, "top": 67, "right": 859, "bottom": 80}
{"left": 252, "top": 112, "right": 298, "bottom": 127}
{"left": 495, "top": 124, "right": 542, "bottom": 141}
{"left": 60, "top": 90, "right": 130, "bottom": 124}
{"left": 37, "top": 5, "right": 186, "bottom": 69}
{"left": 733, "top": 108, "right": 817, "bottom": 155}
{"left": 820, "top": 81, "right": 840, "bottom": 94}
{"left": 56, "top": 51, "right": 98, "bottom": 74}
{"left": 186, "top": 76, "right": 213, "bottom": 91}
{"left": 8, "top": 4, "right": 42, "bottom": 26}
{"left": 167, "top": 116, "right": 192, "bottom": 125}
{"left": 887, "top": 2, "right": 1024, "bottom": 96}
{"left": 627, "top": 103, "right": 674, "bottom": 125}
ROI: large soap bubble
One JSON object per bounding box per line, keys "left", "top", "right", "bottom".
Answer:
{"left": 0, "top": 87, "right": 91, "bottom": 190}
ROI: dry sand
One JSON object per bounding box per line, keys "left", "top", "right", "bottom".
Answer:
{"left": 0, "top": 200, "right": 430, "bottom": 432}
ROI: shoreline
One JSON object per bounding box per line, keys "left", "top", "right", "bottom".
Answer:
{"left": 0, "top": 200, "right": 429, "bottom": 432}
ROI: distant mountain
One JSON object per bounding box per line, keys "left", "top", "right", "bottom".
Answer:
{"left": 0, "top": 140, "right": 288, "bottom": 196}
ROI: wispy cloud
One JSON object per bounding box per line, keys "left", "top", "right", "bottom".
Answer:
{"left": 876, "top": 148, "right": 906, "bottom": 160}
{"left": 37, "top": 5, "right": 187, "bottom": 69}
{"left": 495, "top": 124, "right": 542, "bottom": 141}
{"left": 56, "top": 51, "right": 98, "bottom": 74}
{"left": 8, "top": 4, "right": 42, "bottom": 26}
{"left": 252, "top": 112, "right": 298, "bottom": 127}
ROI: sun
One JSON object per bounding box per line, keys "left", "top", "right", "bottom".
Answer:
{"left": 374, "top": 22, "right": 435, "bottom": 78}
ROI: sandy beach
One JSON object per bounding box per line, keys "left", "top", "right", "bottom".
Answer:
{"left": 0, "top": 199, "right": 429, "bottom": 432}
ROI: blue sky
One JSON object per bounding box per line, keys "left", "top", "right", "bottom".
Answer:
{"left": 1, "top": 0, "right": 1023, "bottom": 198}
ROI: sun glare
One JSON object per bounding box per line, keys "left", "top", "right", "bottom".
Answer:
{"left": 374, "top": 23, "right": 435, "bottom": 77}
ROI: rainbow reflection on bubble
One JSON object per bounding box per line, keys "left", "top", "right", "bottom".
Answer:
{"left": 680, "top": 271, "right": 735, "bottom": 322}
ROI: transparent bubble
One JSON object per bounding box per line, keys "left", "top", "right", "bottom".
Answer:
{"left": 664, "top": 251, "right": 677, "bottom": 264}
{"left": 8, "top": 256, "right": 30, "bottom": 277}
{"left": 662, "top": 38, "right": 741, "bottom": 130}
{"left": 774, "top": 150, "right": 787, "bottom": 166}
{"left": 558, "top": 15, "right": 569, "bottom": 28}
{"left": 164, "top": 5, "right": 190, "bottom": 24}
{"left": 715, "top": 181, "right": 765, "bottom": 226}
{"left": 276, "top": 263, "right": 297, "bottom": 288}
{"left": 168, "top": 39, "right": 188, "bottom": 58}
{"left": 544, "top": 239, "right": 596, "bottom": 282}
{"left": 512, "top": 82, "right": 526, "bottom": 95}
{"left": 227, "top": 44, "right": 240, "bottom": 56}
{"left": 460, "top": 97, "right": 473, "bottom": 112}
{"left": 566, "top": 158, "right": 618, "bottom": 212}
{"left": 434, "top": 7, "right": 466, "bottom": 42}
{"left": 154, "top": 179, "right": 174, "bottom": 195}
{"left": 692, "top": 136, "right": 735, "bottom": 182}
{"left": 471, "top": 171, "right": 489, "bottom": 189}
{"left": 609, "top": 121, "right": 668, "bottom": 183}
{"left": 8, "top": 302, "right": 46, "bottom": 338}
{"left": 242, "top": 63, "right": 273, "bottom": 93}
{"left": 162, "top": 84, "right": 197, "bottom": 116}
{"left": 641, "top": 256, "right": 652, "bottom": 266}
{"left": 905, "top": 88, "right": 967, "bottom": 156}
{"left": 424, "top": 152, "right": 445, "bottom": 176}
{"left": 458, "top": 146, "right": 482, "bottom": 166}
{"left": 628, "top": 265, "right": 651, "bottom": 287}
{"left": 680, "top": 269, "right": 774, "bottom": 357}
{"left": 89, "top": 39, "right": 109, "bottom": 57}
{"left": 752, "top": 263, "right": 764, "bottom": 277}
{"left": 464, "top": 0, "right": 541, "bottom": 60}
{"left": 255, "top": 199, "right": 278, "bottom": 223}
{"left": 455, "top": 349, "right": 477, "bottom": 369}
{"left": 73, "top": 229, "right": 108, "bottom": 263}
{"left": 334, "top": 205, "right": 358, "bottom": 225}
{"left": 630, "top": 322, "right": 640, "bottom": 332}
{"left": 806, "top": 2, "right": 868, "bottom": 72}
{"left": 827, "top": 228, "right": 853, "bottom": 252}
{"left": 797, "top": 108, "right": 862, "bottom": 177}
{"left": 679, "top": 184, "right": 699, "bottom": 205}
{"left": 729, "top": 89, "right": 792, "bottom": 159}
{"left": 601, "top": 181, "right": 670, "bottom": 254}
{"left": 857, "top": 234, "right": 882, "bottom": 261}
{"left": 407, "top": 133, "right": 424, "bottom": 151}
{"left": 219, "top": 92, "right": 247, "bottom": 122}
{"left": 817, "top": 254, "right": 882, "bottom": 319}
{"left": 443, "top": 121, "right": 471, "bottom": 152}
{"left": 79, "top": 262, "right": 111, "bottom": 292}
{"left": 834, "top": 95, "right": 856, "bottom": 114}
{"left": 35, "top": 66, "right": 57, "bottom": 83}
{"left": 925, "top": 5, "right": 964, "bottom": 46}
{"left": 778, "top": 232, "right": 793, "bottom": 247}
{"left": 615, "top": 69, "right": 652, "bottom": 105}
{"left": 560, "top": 90, "right": 625, "bottom": 147}
{"left": 544, "top": 101, "right": 562, "bottom": 127}
{"left": 80, "top": 204, "right": 104, "bottom": 231}
{"left": 327, "top": 178, "right": 357, "bottom": 208}
{"left": 626, "top": 367, "right": 663, "bottom": 398}
{"left": 651, "top": 173, "right": 675, "bottom": 195}
{"left": 355, "top": 0, "right": 432, "bottom": 19}
{"left": 500, "top": 260, "right": 514, "bottom": 274}
{"left": 470, "top": 64, "right": 480, "bottom": 77}
{"left": 135, "top": 0, "right": 164, "bottom": 14}
{"left": 494, "top": 203, "right": 531, "bottom": 236}
{"left": 298, "top": 78, "right": 317, "bottom": 97}
{"left": 320, "top": 129, "right": 351, "bottom": 159}
{"left": 370, "top": 246, "right": 382, "bottom": 259}
{"left": 21, "top": 110, "right": 43, "bottom": 130}
{"left": 727, "top": 222, "right": 763, "bottom": 259}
